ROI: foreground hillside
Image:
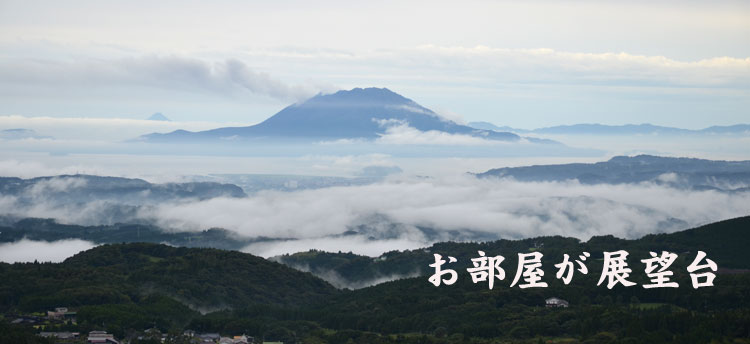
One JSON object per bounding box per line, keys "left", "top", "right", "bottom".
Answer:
{"left": 0, "top": 243, "right": 337, "bottom": 333}
{"left": 2, "top": 217, "right": 750, "bottom": 343}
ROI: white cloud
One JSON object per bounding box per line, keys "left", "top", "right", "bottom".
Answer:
{"left": 371, "top": 45, "right": 750, "bottom": 89}
{"left": 375, "top": 122, "right": 503, "bottom": 146}
{"left": 28, "top": 176, "right": 87, "bottom": 196}
{"left": 657, "top": 172, "right": 681, "bottom": 183}
{"left": 0, "top": 55, "right": 329, "bottom": 103}
{"left": 0, "top": 239, "right": 97, "bottom": 263}
{"left": 276, "top": 257, "right": 421, "bottom": 289}
{"left": 129, "top": 176, "right": 750, "bottom": 256}
{"left": 1, "top": 171, "right": 749, "bottom": 258}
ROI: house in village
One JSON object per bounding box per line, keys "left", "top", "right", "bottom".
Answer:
{"left": 11, "top": 315, "right": 40, "bottom": 325}
{"left": 47, "top": 307, "right": 68, "bottom": 319}
{"left": 199, "top": 333, "right": 222, "bottom": 343}
{"left": 39, "top": 332, "right": 80, "bottom": 341}
{"left": 87, "top": 330, "right": 119, "bottom": 344}
{"left": 235, "top": 335, "right": 253, "bottom": 343}
{"left": 219, "top": 334, "right": 252, "bottom": 344}
{"left": 47, "top": 307, "right": 77, "bottom": 322}
{"left": 545, "top": 297, "right": 569, "bottom": 308}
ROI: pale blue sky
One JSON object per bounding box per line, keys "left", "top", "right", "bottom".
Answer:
{"left": 0, "top": 0, "right": 748, "bottom": 129}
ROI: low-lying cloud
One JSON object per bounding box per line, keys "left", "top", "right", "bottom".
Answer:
{"left": 0, "top": 239, "right": 97, "bottom": 263}
{"left": 2, "top": 174, "right": 749, "bottom": 258}
{"left": 141, "top": 176, "right": 750, "bottom": 257}
{"left": 278, "top": 260, "right": 421, "bottom": 289}
{"left": 375, "top": 121, "right": 501, "bottom": 146}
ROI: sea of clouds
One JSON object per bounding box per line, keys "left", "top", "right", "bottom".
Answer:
{"left": 2, "top": 173, "right": 748, "bottom": 262}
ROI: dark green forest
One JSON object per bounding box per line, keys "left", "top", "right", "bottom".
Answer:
{"left": 2, "top": 217, "right": 749, "bottom": 343}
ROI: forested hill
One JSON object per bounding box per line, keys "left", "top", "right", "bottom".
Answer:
{"left": 2, "top": 218, "right": 750, "bottom": 343}
{"left": 0, "top": 243, "right": 338, "bottom": 314}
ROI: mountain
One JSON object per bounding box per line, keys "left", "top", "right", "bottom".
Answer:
{"left": 467, "top": 121, "right": 750, "bottom": 136}
{"left": 147, "top": 112, "right": 171, "bottom": 121}
{"left": 142, "top": 88, "right": 520, "bottom": 142}
{"left": 476, "top": 155, "right": 750, "bottom": 191}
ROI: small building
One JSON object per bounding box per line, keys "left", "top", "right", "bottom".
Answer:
{"left": 47, "top": 307, "right": 77, "bottom": 322}
{"left": 233, "top": 335, "right": 251, "bottom": 344}
{"left": 11, "top": 316, "right": 39, "bottom": 324}
{"left": 47, "top": 307, "right": 67, "bottom": 319}
{"left": 545, "top": 297, "right": 569, "bottom": 308}
{"left": 39, "top": 332, "right": 80, "bottom": 340}
{"left": 198, "top": 333, "right": 222, "bottom": 342}
{"left": 87, "top": 330, "right": 119, "bottom": 344}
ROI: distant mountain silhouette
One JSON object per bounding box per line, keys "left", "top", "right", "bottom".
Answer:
{"left": 147, "top": 112, "right": 171, "bottom": 121}
{"left": 477, "top": 155, "right": 750, "bottom": 191}
{"left": 467, "top": 121, "right": 528, "bottom": 133}
{"left": 0, "top": 128, "right": 52, "bottom": 140}
{"left": 142, "top": 88, "right": 520, "bottom": 142}
{"left": 467, "top": 121, "right": 750, "bottom": 135}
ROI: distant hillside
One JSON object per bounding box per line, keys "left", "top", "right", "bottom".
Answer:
{"left": 476, "top": 155, "right": 750, "bottom": 191}
{"left": 277, "top": 216, "right": 750, "bottom": 288}
{"left": 467, "top": 121, "right": 750, "bottom": 136}
{"left": 467, "top": 121, "right": 529, "bottom": 133}
{"left": 142, "top": 87, "right": 520, "bottom": 142}
{"left": 0, "top": 174, "right": 246, "bottom": 204}
{"left": 0, "top": 218, "right": 256, "bottom": 250}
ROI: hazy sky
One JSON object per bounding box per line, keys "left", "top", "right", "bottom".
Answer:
{"left": 1, "top": 0, "right": 748, "bottom": 129}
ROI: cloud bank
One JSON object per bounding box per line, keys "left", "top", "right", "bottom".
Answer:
{"left": 2, "top": 173, "right": 748, "bottom": 259}
{"left": 3, "top": 175, "right": 740, "bottom": 257}
{"left": 143, "top": 177, "right": 746, "bottom": 240}
{"left": 375, "top": 121, "right": 500, "bottom": 146}
{"left": 0, "top": 239, "right": 97, "bottom": 263}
